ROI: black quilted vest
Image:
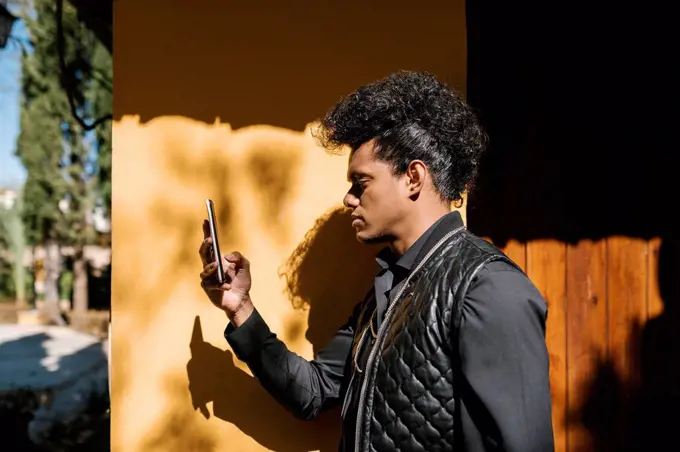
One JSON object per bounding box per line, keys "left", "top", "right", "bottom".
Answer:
{"left": 346, "top": 227, "right": 519, "bottom": 452}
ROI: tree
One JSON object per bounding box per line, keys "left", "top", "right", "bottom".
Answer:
{"left": 15, "top": 0, "right": 111, "bottom": 325}
{"left": 88, "top": 36, "right": 112, "bottom": 216}
{"left": 0, "top": 192, "right": 27, "bottom": 308}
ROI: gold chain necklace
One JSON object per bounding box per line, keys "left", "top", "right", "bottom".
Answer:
{"left": 368, "top": 309, "right": 378, "bottom": 339}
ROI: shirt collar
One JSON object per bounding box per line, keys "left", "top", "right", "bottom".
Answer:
{"left": 374, "top": 211, "right": 453, "bottom": 273}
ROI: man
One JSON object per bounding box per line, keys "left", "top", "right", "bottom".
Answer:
{"left": 199, "top": 71, "right": 554, "bottom": 451}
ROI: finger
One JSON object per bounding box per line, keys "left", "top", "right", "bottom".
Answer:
{"left": 200, "top": 262, "right": 217, "bottom": 279}
{"left": 198, "top": 237, "right": 213, "bottom": 266}
{"left": 200, "top": 280, "right": 231, "bottom": 293}
{"left": 222, "top": 257, "right": 235, "bottom": 269}
{"left": 220, "top": 258, "right": 235, "bottom": 282}
{"left": 199, "top": 237, "right": 211, "bottom": 254}
{"left": 200, "top": 278, "right": 223, "bottom": 292}
{"left": 224, "top": 251, "right": 250, "bottom": 269}
{"left": 202, "top": 220, "right": 210, "bottom": 240}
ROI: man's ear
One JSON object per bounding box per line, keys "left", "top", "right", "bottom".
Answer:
{"left": 405, "top": 160, "right": 427, "bottom": 195}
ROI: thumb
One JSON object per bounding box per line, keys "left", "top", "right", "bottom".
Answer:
{"left": 225, "top": 251, "right": 250, "bottom": 269}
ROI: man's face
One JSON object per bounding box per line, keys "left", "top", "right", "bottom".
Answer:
{"left": 344, "top": 141, "right": 410, "bottom": 244}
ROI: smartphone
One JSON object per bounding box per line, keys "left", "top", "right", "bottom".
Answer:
{"left": 205, "top": 199, "right": 225, "bottom": 284}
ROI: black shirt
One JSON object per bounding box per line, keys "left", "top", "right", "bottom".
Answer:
{"left": 373, "top": 212, "right": 447, "bottom": 325}
{"left": 342, "top": 213, "right": 448, "bottom": 448}
{"left": 225, "top": 211, "right": 553, "bottom": 451}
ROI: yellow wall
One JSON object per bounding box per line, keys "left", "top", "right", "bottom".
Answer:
{"left": 112, "top": 1, "right": 467, "bottom": 450}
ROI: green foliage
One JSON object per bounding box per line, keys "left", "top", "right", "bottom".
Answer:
{"left": 0, "top": 256, "right": 33, "bottom": 303}
{"left": 59, "top": 268, "right": 73, "bottom": 300}
{"left": 0, "top": 260, "right": 16, "bottom": 302}
{"left": 14, "top": 0, "right": 112, "bottom": 247}
{"left": 88, "top": 42, "right": 112, "bottom": 216}
{"left": 0, "top": 192, "right": 28, "bottom": 303}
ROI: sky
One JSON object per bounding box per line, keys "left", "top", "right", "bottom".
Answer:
{"left": 0, "top": 6, "right": 27, "bottom": 190}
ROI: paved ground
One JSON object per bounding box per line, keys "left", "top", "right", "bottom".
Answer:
{"left": 0, "top": 323, "right": 109, "bottom": 446}
{"left": 0, "top": 303, "right": 19, "bottom": 323}
{"left": 0, "top": 324, "right": 108, "bottom": 391}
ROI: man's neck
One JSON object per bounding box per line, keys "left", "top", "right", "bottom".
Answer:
{"left": 389, "top": 205, "right": 450, "bottom": 256}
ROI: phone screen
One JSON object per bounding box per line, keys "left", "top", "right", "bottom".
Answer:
{"left": 205, "top": 199, "right": 225, "bottom": 284}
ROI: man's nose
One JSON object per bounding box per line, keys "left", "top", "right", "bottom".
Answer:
{"left": 344, "top": 191, "right": 359, "bottom": 209}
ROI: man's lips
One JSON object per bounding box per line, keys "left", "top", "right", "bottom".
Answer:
{"left": 351, "top": 216, "right": 364, "bottom": 227}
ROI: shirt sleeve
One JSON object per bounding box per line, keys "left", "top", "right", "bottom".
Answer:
{"left": 225, "top": 298, "right": 363, "bottom": 420}
{"left": 455, "top": 261, "right": 555, "bottom": 451}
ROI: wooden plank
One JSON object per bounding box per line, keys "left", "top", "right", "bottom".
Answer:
{"left": 607, "top": 236, "right": 647, "bottom": 388}
{"left": 502, "top": 239, "right": 527, "bottom": 273}
{"left": 565, "top": 239, "right": 608, "bottom": 452}
{"left": 527, "top": 239, "right": 568, "bottom": 452}
{"left": 479, "top": 237, "right": 527, "bottom": 273}
{"left": 647, "top": 237, "right": 664, "bottom": 320}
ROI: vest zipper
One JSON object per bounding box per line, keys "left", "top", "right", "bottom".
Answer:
{"left": 353, "top": 225, "right": 465, "bottom": 452}
{"left": 340, "top": 327, "right": 367, "bottom": 419}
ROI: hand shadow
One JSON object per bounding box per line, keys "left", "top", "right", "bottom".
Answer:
{"left": 187, "top": 317, "right": 341, "bottom": 452}
{"left": 187, "top": 207, "right": 380, "bottom": 452}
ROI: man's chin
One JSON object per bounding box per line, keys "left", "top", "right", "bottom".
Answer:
{"left": 355, "top": 230, "right": 389, "bottom": 245}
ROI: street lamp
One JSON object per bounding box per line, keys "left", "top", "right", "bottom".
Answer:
{"left": 0, "top": 0, "right": 17, "bottom": 50}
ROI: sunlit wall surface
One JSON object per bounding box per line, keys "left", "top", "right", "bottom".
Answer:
{"left": 112, "top": 1, "right": 467, "bottom": 450}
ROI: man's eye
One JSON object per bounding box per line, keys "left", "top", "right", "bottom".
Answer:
{"left": 349, "top": 179, "right": 368, "bottom": 194}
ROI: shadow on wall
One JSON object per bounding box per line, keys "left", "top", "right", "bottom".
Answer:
{"left": 279, "top": 207, "right": 380, "bottom": 352}
{"left": 569, "top": 238, "right": 680, "bottom": 452}
{"left": 466, "top": 1, "right": 678, "bottom": 245}
{"left": 110, "top": 123, "right": 244, "bottom": 452}
{"left": 141, "top": 373, "right": 218, "bottom": 452}
{"left": 112, "top": 141, "right": 237, "bottom": 334}
{"left": 245, "top": 144, "right": 302, "bottom": 246}
{"left": 113, "top": 0, "right": 468, "bottom": 130}
{"left": 465, "top": 3, "right": 678, "bottom": 450}
{"left": 111, "top": 116, "right": 386, "bottom": 450}
{"left": 186, "top": 207, "right": 379, "bottom": 452}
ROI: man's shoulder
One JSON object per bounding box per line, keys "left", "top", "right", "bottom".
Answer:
{"left": 436, "top": 229, "right": 523, "bottom": 275}
{"left": 445, "top": 230, "right": 541, "bottom": 301}
{"left": 467, "top": 259, "right": 547, "bottom": 314}
{"left": 459, "top": 230, "right": 514, "bottom": 259}
{"left": 473, "top": 259, "right": 528, "bottom": 285}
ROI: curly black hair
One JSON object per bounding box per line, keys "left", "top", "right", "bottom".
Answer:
{"left": 314, "top": 71, "right": 487, "bottom": 203}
